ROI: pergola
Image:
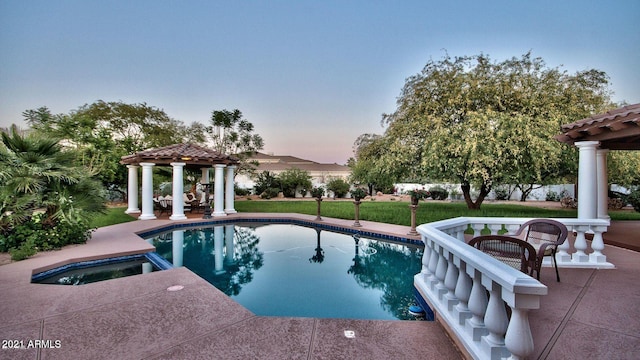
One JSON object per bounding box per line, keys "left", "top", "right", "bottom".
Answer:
{"left": 555, "top": 103, "right": 640, "bottom": 220}
{"left": 120, "top": 143, "right": 240, "bottom": 220}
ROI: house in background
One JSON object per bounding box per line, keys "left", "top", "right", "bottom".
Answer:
{"left": 235, "top": 152, "right": 351, "bottom": 192}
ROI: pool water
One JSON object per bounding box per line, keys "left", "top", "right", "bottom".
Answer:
{"left": 32, "top": 255, "right": 161, "bottom": 285}
{"left": 147, "top": 223, "right": 423, "bottom": 320}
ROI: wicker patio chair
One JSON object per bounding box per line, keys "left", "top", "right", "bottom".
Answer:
{"left": 469, "top": 235, "right": 538, "bottom": 275}
{"left": 512, "top": 219, "right": 568, "bottom": 282}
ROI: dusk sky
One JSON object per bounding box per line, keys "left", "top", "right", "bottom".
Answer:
{"left": 1, "top": 1, "right": 638, "bottom": 164}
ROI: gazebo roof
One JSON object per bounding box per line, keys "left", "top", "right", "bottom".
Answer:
{"left": 120, "top": 143, "right": 239, "bottom": 168}
{"left": 555, "top": 103, "right": 640, "bottom": 150}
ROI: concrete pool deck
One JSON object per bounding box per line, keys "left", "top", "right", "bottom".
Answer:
{"left": 0, "top": 213, "right": 638, "bottom": 359}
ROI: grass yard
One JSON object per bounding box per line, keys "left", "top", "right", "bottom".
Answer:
{"left": 234, "top": 200, "right": 583, "bottom": 226}
{"left": 94, "top": 200, "right": 639, "bottom": 229}
{"left": 90, "top": 207, "right": 137, "bottom": 228}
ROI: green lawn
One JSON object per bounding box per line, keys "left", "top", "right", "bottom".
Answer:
{"left": 237, "top": 199, "right": 640, "bottom": 224}
{"left": 93, "top": 200, "right": 639, "bottom": 229}
{"left": 89, "top": 207, "right": 137, "bottom": 228}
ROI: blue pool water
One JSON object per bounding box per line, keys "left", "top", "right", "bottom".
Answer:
{"left": 31, "top": 253, "right": 167, "bottom": 285}
{"left": 146, "top": 223, "right": 423, "bottom": 320}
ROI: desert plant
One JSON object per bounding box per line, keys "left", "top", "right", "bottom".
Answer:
{"left": 253, "top": 171, "right": 280, "bottom": 195}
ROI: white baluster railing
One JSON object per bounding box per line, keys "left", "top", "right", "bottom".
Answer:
{"left": 414, "top": 216, "right": 612, "bottom": 360}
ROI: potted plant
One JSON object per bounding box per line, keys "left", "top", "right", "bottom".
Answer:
{"left": 407, "top": 189, "right": 430, "bottom": 205}
{"left": 351, "top": 187, "right": 367, "bottom": 202}
{"left": 311, "top": 186, "right": 325, "bottom": 200}
{"left": 311, "top": 186, "right": 325, "bottom": 221}
{"left": 350, "top": 187, "right": 367, "bottom": 227}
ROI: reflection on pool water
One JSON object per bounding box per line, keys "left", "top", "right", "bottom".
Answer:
{"left": 147, "top": 223, "right": 423, "bottom": 320}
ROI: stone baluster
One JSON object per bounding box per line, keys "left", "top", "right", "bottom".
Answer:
{"left": 505, "top": 224, "right": 520, "bottom": 235}
{"left": 435, "top": 249, "right": 449, "bottom": 299}
{"left": 572, "top": 225, "right": 590, "bottom": 263}
{"left": 466, "top": 269, "right": 488, "bottom": 341}
{"left": 504, "top": 308, "right": 535, "bottom": 360}
{"left": 556, "top": 224, "right": 573, "bottom": 262}
{"left": 453, "top": 260, "right": 472, "bottom": 325}
{"left": 421, "top": 240, "right": 432, "bottom": 277}
{"left": 482, "top": 282, "right": 509, "bottom": 359}
{"left": 589, "top": 225, "right": 608, "bottom": 264}
{"left": 488, "top": 223, "right": 502, "bottom": 235}
{"left": 456, "top": 225, "right": 467, "bottom": 241}
{"left": 427, "top": 244, "right": 440, "bottom": 290}
{"left": 471, "top": 223, "right": 485, "bottom": 237}
{"left": 444, "top": 252, "right": 460, "bottom": 311}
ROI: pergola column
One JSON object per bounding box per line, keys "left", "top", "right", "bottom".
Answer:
{"left": 596, "top": 149, "right": 610, "bottom": 220}
{"left": 213, "top": 164, "right": 227, "bottom": 217}
{"left": 138, "top": 162, "right": 157, "bottom": 220}
{"left": 125, "top": 165, "right": 140, "bottom": 214}
{"left": 225, "top": 165, "right": 237, "bottom": 214}
{"left": 575, "top": 141, "right": 599, "bottom": 219}
{"left": 170, "top": 162, "right": 187, "bottom": 220}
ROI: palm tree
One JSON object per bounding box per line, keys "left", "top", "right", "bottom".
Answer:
{"left": 0, "top": 125, "right": 106, "bottom": 234}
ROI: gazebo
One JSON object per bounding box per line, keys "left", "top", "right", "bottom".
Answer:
{"left": 555, "top": 103, "right": 640, "bottom": 220}
{"left": 120, "top": 143, "right": 240, "bottom": 220}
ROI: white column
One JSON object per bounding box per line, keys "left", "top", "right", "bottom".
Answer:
{"left": 575, "top": 141, "right": 599, "bottom": 219}
{"left": 138, "top": 162, "right": 157, "bottom": 220}
{"left": 170, "top": 162, "right": 187, "bottom": 220}
{"left": 201, "top": 167, "right": 210, "bottom": 184}
{"left": 225, "top": 165, "right": 237, "bottom": 214}
{"left": 125, "top": 165, "right": 140, "bottom": 214}
{"left": 213, "top": 164, "right": 227, "bottom": 217}
{"left": 596, "top": 149, "right": 610, "bottom": 220}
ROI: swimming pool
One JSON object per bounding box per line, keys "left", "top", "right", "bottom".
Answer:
{"left": 146, "top": 223, "right": 423, "bottom": 320}
{"left": 31, "top": 253, "right": 169, "bottom": 285}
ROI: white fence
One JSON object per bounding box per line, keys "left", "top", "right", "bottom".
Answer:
{"left": 415, "top": 216, "right": 611, "bottom": 360}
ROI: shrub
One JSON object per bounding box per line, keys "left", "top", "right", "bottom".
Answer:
{"left": 0, "top": 213, "right": 93, "bottom": 256}
{"left": 260, "top": 187, "right": 280, "bottom": 199}
{"left": 326, "top": 178, "right": 350, "bottom": 198}
{"left": 234, "top": 185, "right": 251, "bottom": 196}
{"left": 278, "top": 169, "right": 312, "bottom": 198}
{"left": 628, "top": 188, "right": 640, "bottom": 212}
{"left": 546, "top": 190, "right": 561, "bottom": 202}
{"left": 9, "top": 238, "right": 37, "bottom": 261}
{"left": 493, "top": 186, "right": 510, "bottom": 200}
{"left": 254, "top": 171, "right": 280, "bottom": 195}
{"left": 428, "top": 186, "right": 449, "bottom": 200}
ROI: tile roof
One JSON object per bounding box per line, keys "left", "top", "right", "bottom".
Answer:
{"left": 555, "top": 103, "right": 640, "bottom": 150}
{"left": 120, "top": 143, "right": 239, "bottom": 167}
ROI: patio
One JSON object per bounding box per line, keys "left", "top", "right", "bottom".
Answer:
{"left": 0, "top": 213, "right": 638, "bottom": 359}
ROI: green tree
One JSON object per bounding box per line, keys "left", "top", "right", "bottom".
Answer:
{"left": 208, "top": 109, "right": 264, "bottom": 177}
{"left": 277, "top": 168, "right": 312, "bottom": 198}
{"left": 349, "top": 134, "right": 397, "bottom": 195}
{"left": 24, "top": 101, "right": 198, "bottom": 200}
{"left": 379, "top": 52, "right": 612, "bottom": 209}
{"left": 0, "top": 126, "right": 106, "bottom": 254}
{"left": 608, "top": 152, "right": 640, "bottom": 189}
